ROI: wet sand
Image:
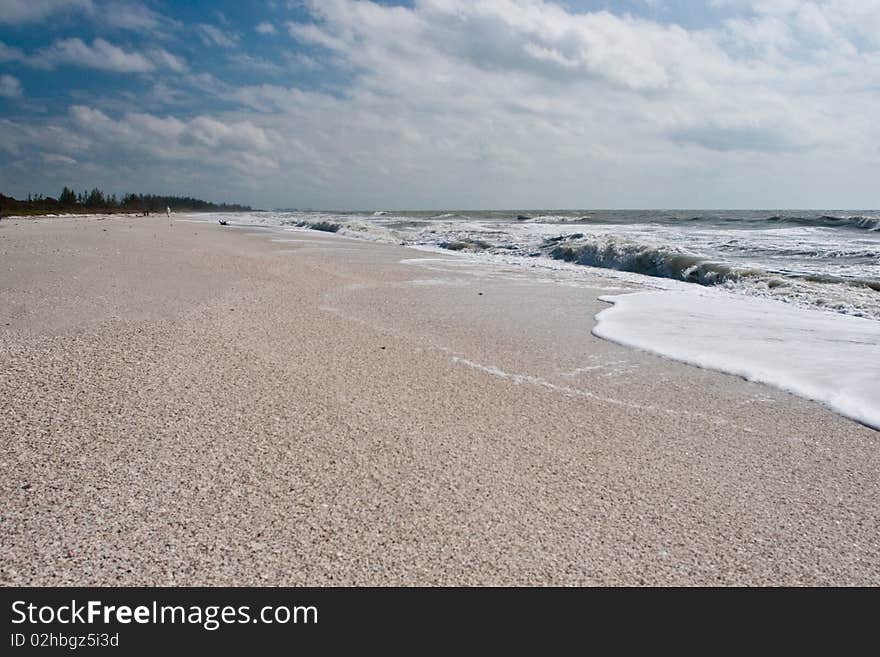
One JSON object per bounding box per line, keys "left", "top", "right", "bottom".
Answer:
{"left": 1, "top": 215, "right": 878, "bottom": 585}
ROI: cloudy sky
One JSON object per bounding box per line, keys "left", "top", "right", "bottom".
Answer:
{"left": 1, "top": 0, "right": 879, "bottom": 209}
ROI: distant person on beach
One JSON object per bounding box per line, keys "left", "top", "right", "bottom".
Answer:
{"left": 166, "top": 206, "right": 171, "bottom": 219}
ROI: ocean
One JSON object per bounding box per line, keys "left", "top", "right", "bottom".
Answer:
{"left": 195, "top": 209, "right": 880, "bottom": 429}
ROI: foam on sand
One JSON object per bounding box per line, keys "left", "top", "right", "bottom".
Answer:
{"left": 593, "top": 288, "right": 880, "bottom": 430}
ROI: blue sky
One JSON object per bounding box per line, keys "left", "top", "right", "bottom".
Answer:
{"left": 1, "top": 0, "right": 879, "bottom": 209}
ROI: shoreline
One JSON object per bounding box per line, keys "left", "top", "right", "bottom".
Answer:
{"left": 212, "top": 210, "right": 880, "bottom": 431}
{"left": 2, "top": 215, "right": 878, "bottom": 585}
{"left": 2, "top": 210, "right": 244, "bottom": 219}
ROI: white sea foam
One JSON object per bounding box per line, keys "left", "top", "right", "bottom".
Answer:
{"left": 593, "top": 288, "right": 880, "bottom": 430}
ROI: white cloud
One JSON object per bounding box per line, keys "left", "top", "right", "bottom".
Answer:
{"left": 148, "top": 49, "right": 187, "bottom": 73}
{"left": 0, "top": 0, "right": 92, "bottom": 24}
{"left": 23, "top": 38, "right": 186, "bottom": 73}
{"left": 0, "top": 0, "right": 171, "bottom": 32}
{"left": 196, "top": 24, "right": 239, "bottom": 48}
{"left": 256, "top": 21, "right": 276, "bottom": 35}
{"left": 0, "top": 117, "right": 92, "bottom": 158}
{"left": 69, "top": 105, "right": 115, "bottom": 129}
{"left": 187, "top": 116, "right": 272, "bottom": 151}
{"left": 102, "top": 1, "right": 171, "bottom": 31}
{"left": 34, "top": 38, "right": 155, "bottom": 72}
{"left": 714, "top": 0, "right": 880, "bottom": 48}
{"left": 0, "top": 41, "right": 25, "bottom": 63}
{"left": 0, "top": 74, "right": 23, "bottom": 98}
{"left": 41, "top": 152, "right": 77, "bottom": 165}
{"left": 68, "top": 105, "right": 280, "bottom": 175}
{"left": 246, "top": 0, "right": 880, "bottom": 207}
{"left": 228, "top": 53, "right": 283, "bottom": 74}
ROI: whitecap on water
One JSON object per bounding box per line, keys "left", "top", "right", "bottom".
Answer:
{"left": 593, "top": 288, "right": 880, "bottom": 430}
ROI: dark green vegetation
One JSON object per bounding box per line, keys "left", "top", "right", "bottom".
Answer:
{"left": 0, "top": 187, "right": 252, "bottom": 216}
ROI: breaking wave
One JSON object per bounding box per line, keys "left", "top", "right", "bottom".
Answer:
{"left": 286, "top": 219, "right": 342, "bottom": 233}
{"left": 546, "top": 238, "right": 749, "bottom": 286}
{"left": 268, "top": 208, "right": 878, "bottom": 319}
{"left": 763, "top": 214, "right": 880, "bottom": 231}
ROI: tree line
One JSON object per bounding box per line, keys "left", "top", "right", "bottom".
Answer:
{"left": 1, "top": 187, "right": 252, "bottom": 216}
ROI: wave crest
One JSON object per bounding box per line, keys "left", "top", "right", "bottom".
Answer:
{"left": 547, "top": 238, "right": 743, "bottom": 286}
{"left": 764, "top": 214, "right": 880, "bottom": 231}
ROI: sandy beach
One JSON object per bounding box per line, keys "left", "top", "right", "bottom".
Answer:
{"left": 1, "top": 214, "right": 878, "bottom": 586}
